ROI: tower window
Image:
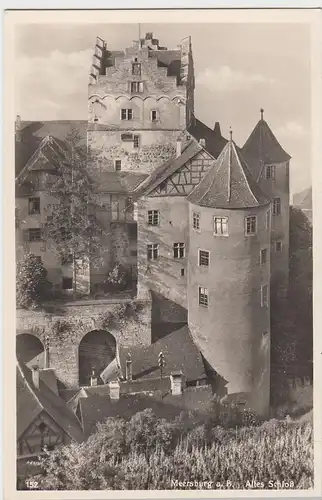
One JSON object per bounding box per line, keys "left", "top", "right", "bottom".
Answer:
{"left": 62, "top": 277, "right": 73, "bottom": 290}
{"left": 147, "top": 243, "right": 159, "bottom": 260}
{"left": 132, "top": 62, "right": 141, "bottom": 76}
{"left": 147, "top": 210, "right": 159, "bottom": 226}
{"left": 275, "top": 241, "right": 283, "bottom": 252}
{"left": 151, "top": 110, "right": 158, "bottom": 122}
{"left": 266, "top": 165, "right": 276, "bottom": 180}
{"left": 266, "top": 209, "right": 271, "bottom": 230}
{"left": 173, "top": 242, "right": 185, "bottom": 259}
{"left": 273, "top": 198, "right": 281, "bottom": 215}
{"left": 245, "top": 216, "right": 257, "bottom": 235}
{"left": 198, "top": 286, "right": 209, "bottom": 307}
{"left": 28, "top": 197, "right": 40, "bottom": 215}
{"left": 115, "top": 160, "right": 122, "bottom": 171}
{"left": 214, "top": 216, "right": 228, "bottom": 236}
{"left": 192, "top": 211, "right": 200, "bottom": 230}
{"left": 260, "top": 248, "right": 268, "bottom": 265}
{"left": 261, "top": 284, "right": 268, "bottom": 307}
{"left": 180, "top": 268, "right": 185, "bottom": 277}
{"left": 121, "top": 109, "right": 133, "bottom": 120}
{"left": 130, "top": 81, "right": 144, "bottom": 93}
{"left": 133, "top": 135, "right": 140, "bottom": 149}
{"left": 199, "top": 250, "right": 210, "bottom": 267}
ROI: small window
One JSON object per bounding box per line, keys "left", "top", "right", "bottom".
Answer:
{"left": 198, "top": 286, "right": 208, "bottom": 307}
{"left": 28, "top": 197, "right": 40, "bottom": 215}
{"left": 180, "top": 268, "right": 185, "bottom": 277}
{"left": 245, "top": 216, "right": 257, "bottom": 235}
{"left": 130, "top": 81, "right": 144, "bottom": 93}
{"left": 115, "top": 160, "right": 122, "bottom": 171}
{"left": 273, "top": 198, "right": 281, "bottom": 215}
{"left": 132, "top": 62, "right": 141, "bottom": 76}
{"left": 260, "top": 248, "right": 268, "bottom": 265}
{"left": 192, "top": 211, "right": 200, "bottom": 230}
{"left": 199, "top": 250, "right": 210, "bottom": 267}
{"left": 62, "top": 277, "right": 73, "bottom": 290}
{"left": 147, "top": 210, "right": 159, "bottom": 226}
{"left": 151, "top": 110, "right": 158, "bottom": 122}
{"left": 266, "top": 165, "right": 276, "bottom": 180}
{"left": 275, "top": 241, "right": 283, "bottom": 252}
{"left": 261, "top": 284, "right": 268, "bottom": 307}
{"left": 133, "top": 135, "right": 140, "bottom": 149}
{"left": 121, "top": 109, "right": 133, "bottom": 120}
{"left": 147, "top": 243, "right": 159, "bottom": 260}
{"left": 266, "top": 209, "right": 271, "bottom": 230}
{"left": 214, "top": 217, "right": 228, "bottom": 236}
{"left": 173, "top": 242, "right": 185, "bottom": 259}
{"left": 29, "top": 228, "right": 42, "bottom": 242}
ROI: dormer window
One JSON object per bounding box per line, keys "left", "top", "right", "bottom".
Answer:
{"left": 132, "top": 62, "right": 141, "bottom": 76}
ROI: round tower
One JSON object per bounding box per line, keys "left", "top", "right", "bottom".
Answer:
{"left": 187, "top": 132, "right": 271, "bottom": 416}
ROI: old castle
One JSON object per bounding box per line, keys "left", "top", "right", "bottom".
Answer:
{"left": 16, "top": 32, "right": 291, "bottom": 452}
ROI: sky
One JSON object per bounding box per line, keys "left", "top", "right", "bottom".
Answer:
{"left": 14, "top": 23, "right": 311, "bottom": 195}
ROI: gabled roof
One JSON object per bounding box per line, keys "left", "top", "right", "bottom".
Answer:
{"left": 187, "top": 137, "right": 270, "bottom": 209}
{"left": 118, "top": 325, "right": 207, "bottom": 383}
{"left": 15, "top": 120, "right": 87, "bottom": 177}
{"left": 293, "top": 186, "right": 312, "bottom": 210}
{"left": 16, "top": 135, "right": 65, "bottom": 182}
{"left": 242, "top": 117, "right": 291, "bottom": 179}
{"left": 17, "top": 361, "right": 84, "bottom": 442}
{"left": 134, "top": 140, "right": 203, "bottom": 197}
{"left": 188, "top": 117, "right": 228, "bottom": 159}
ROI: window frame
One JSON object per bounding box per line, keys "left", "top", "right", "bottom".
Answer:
{"left": 151, "top": 110, "right": 158, "bottom": 122}
{"left": 199, "top": 249, "right": 210, "bottom": 267}
{"left": 114, "top": 160, "right": 122, "bottom": 171}
{"left": 192, "top": 211, "right": 200, "bottom": 231}
{"left": 275, "top": 241, "right": 283, "bottom": 252}
{"left": 130, "top": 81, "right": 144, "bottom": 93}
{"left": 133, "top": 135, "right": 140, "bottom": 149}
{"left": 214, "top": 216, "right": 229, "bottom": 236}
{"left": 266, "top": 209, "right": 271, "bottom": 230}
{"left": 132, "top": 62, "right": 141, "bottom": 76}
{"left": 273, "top": 197, "right": 281, "bottom": 216}
{"left": 147, "top": 243, "right": 159, "bottom": 261}
{"left": 173, "top": 242, "right": 185, "bottom": 259}
{"left": 198, "top": 286, "right": 209, "bottom": 307}
{"left": 261, "top": 284, "right": 268, "bottom": 308}
{"left": 245, "top": 215, "right": 257, "bottom": 236}
{"left": 28, "top": 228, "right": 42, "bottom": 242}
{"left": 265, "top": 165, "right": 276, "bottom": 180}
{"left": 120, "top": 108, "right": 133, "bottom": 121}
{"left": 28, "top": 197, "right": 41, "bottom": 215}
{"left": 147, "top": 210, "right": 160, "bottom": 226}
{"left": 260, "top": 248, "right": 268, "bottom": 265}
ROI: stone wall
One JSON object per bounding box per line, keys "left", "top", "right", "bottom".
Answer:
{"left": 16, "top": 297, "right": 152, "bottom": 389}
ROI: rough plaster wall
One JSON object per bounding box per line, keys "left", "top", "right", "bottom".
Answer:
{"left": 137, "top": 196, "right": 189, "bottom": 310}
{"left": 187, "top": 203, "right": 271, "bottom": 416}
{"left": 16, "top": 298, "right": 152, "bottom": 388}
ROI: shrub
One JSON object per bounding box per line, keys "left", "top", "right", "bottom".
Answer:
{"left": 104, "top": 264, "right": 132, "bottom": 292}
{"left": 16, "top": 253, "right": 52, "bottom": 309}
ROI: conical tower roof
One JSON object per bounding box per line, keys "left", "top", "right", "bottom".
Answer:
{"left": 187, "top": 131, "right": 269, "bottom": 209}
{"left": 242, "top": 109, "right": 291, "bottom": 179}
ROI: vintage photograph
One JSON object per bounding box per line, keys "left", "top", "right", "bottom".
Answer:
{"left": 10, "top": 11, "right": 314, "bottom": 493}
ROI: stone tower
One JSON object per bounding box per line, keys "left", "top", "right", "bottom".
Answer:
{"left": 242, "top": 109, "right": 291, "bottom": 297}
{"left": 87, "top": 33, "right": 195, "bottom": 176}
{"left": 187, "top": 134, "right": 271, "bottom": 416}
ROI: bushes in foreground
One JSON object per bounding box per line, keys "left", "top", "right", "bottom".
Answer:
{"left": 24, "top": 410, "right": 313, "bottom": 490}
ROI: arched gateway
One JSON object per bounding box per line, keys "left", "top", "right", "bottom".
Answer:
{"left": 78, "top": 330, "right": 116, "bottom": 387}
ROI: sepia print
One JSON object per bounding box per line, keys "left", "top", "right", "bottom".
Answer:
{"left": 6, "top": 8, "right": 318, "bottom": 496}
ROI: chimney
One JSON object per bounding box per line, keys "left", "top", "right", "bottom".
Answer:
{"left": 199, "top": 138, "right": 206, "bottom": 148}
{"left": 90, "top": 369, "right": 98, "bottom": 387}
{"left": 176, "top": 137, "right": 182, "bottom": 158}
{"left": 125, "top": 356, "right": 132, "bottom": 381}
{"left": 170, "top": 371, "right": 184, "bottom": 395}
{"left": 109, "top": 380, "right": 120, "bottom": 400}
{"left": 15, "top": 115, "right": 21, "bottom": 142}
{"left": 213, "top": 122, "right": 221, "bottom": 137}
{"left": 31, "top": 366, "right": 40, "bottom": 390}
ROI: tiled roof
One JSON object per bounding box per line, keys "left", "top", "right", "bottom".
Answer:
{"left": 188, "top": 117, "right": 228, "bottom": 159}
{"left": 118, "top": 325, "right": 207, "bottom": 383}
{"left": 242, "top": 118, "right": 291, "bottom": 179}
{"left": 17, "top": 361, "right": 84, "bottom": 442}
{"left": 80, "top": 385, "right": 213, "bottom": 437}
{"left": 91, "top": 171, "right": 148, "bottom": 194}
{"left": 134, "top": 140, "right": 203, "bottom": 197}
{"left": 15, "top": 120, "right": 87, "bottom": 177}
{"left": 187, "top": 138, "right": 270, "bottom": 209}
{"left": 293, "top": 187, "right": 312, "bottom": 210}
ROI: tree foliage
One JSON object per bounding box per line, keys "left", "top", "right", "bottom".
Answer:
{"left": 42, "top": 128, "right": 106, "bottom": 295}
{"left": 16, "top": 253, "right": 51, "bottom": 309}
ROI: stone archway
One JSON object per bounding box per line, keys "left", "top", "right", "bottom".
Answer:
{"left": 16, "top": 333, "right": 44, "bottom": 368}
{"left": 78, "top": 330, "right": 116, "bottom": 387}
